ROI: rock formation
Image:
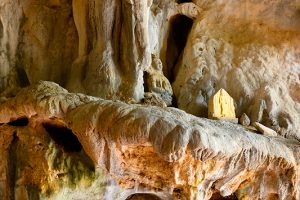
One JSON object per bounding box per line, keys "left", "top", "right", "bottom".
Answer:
{"left": 239, "top": 113, "right": 251, "bottom": 127}
{"left": 172, "top": 0, "right": 300, "bottom": 139}
{"left": 0, "top": 0, "right": 299, "bottom": 199}
{"left": 0, "top": 82, "right": 300, "bottom": 199}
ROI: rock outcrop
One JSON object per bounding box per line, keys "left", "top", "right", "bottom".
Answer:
{"left": 1, "top": 0, "right": 298, "bottom": 139}
{"left": 0, "top": 0, "right": 299, "bottom": 199}
{"left": 0, "top": 82, "right": 299, "bottom": 199}
{"left": 173, "top": 0, "right": 300, "bottom": 139}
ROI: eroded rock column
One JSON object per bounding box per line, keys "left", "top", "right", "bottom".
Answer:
{"left": 69, "top": 0, "right": 152, "bottom": 101}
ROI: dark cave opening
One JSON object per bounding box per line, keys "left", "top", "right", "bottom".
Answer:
{"left": 143, "top": 71, "right": 150, "bottom": 93}
{"left": 8, "top": 117, "right": 29, "bottom": 127}
{"left": 42, "top": 123, "right": 82, "bottom": 153}
{"left": 126, "top": 193, "right": 163, "bottom": 200}
{"left": 176, "top": 0, "right": 192, "bottom": 3}
{"left": 209, "top": 192, "right": 238, "bottom": 200}
{"left": 0, "top": 19, "right": 3, "bottom": 39}
{"left": 16, "top": 66, "right": 30, "bottom": 87}
{"left": 165, "top": 15, "right": 193, "bottom": 82}
{"left": 8, "top": 132, "right": 18, "bottom": 200}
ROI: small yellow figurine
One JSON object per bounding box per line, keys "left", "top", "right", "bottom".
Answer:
{"left": 208, "top": 88, "right": 238, "bottom": 123}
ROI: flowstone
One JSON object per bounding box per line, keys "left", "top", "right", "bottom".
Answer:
{"left": 0, "top": 82, "right": 299, "bottom": 200}
{"left": 0, "top": 0, "right": 299, "bottom": 199}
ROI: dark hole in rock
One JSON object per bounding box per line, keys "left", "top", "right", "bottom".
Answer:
{"left": 16, "top": 66, "right": 30, "bottom": 87}
{"left": 176, "top": 0, "right": 193, "bottom": 3}
{"left": 173, "top": 188, "right": 183, "bottom": 193}
{"left": 8, "top": 132, "right": 18, "bottom": 200}
{"left": 210, "top": 192, "right": 238, "bottom": 200}
{"left": 166, "top": 15, "right": 193, "bottom": 82}
{"left": 0, "top": 19, "right": 3, "bottom": 39}
{"left": 126, "top": 193, "right": 163, "bottom": 200}
{"left": 8, "top": 117, "right": 29, "bottom": 126}
{"left": 176, "top": 0, "right": 192, "bottom": 3}
{"left": 143, "top": 71, "right": 150, "bottom": 93}
{"left": 26, "top": 184, "right": 40, "bottom": 200}
{"left": 43, "top": 123, "right": 82, "bottom": 152}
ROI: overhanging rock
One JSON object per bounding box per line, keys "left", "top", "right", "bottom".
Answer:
{"left": 0, "top": 81, "right": 299, "bottom": 199}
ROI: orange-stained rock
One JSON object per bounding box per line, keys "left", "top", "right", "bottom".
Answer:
{"left": 0, "top": 82, "right": 299, "bottom": 200}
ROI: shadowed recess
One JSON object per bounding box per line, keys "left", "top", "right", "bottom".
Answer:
{"left": 0, "top": 19, "right": 3, "bottom": 39}
{"left": 8, "top": 117, "right": 29, "bottom": 126}
{"left": 166, "top": 15, "right": 193, "bottom": 81}
{"left": 176, "top": 0, "right": 192, "bottom": 3}
{"left": 8, "top": 132, "right": 18, "bottom": 200}
{"left": 16, "top": 66, "right": 30, "bottom": 87}
{"left": 126, "top": 193, "right": 163, "bottom": 200}
{"left": 209, "top": 192, "right": 238, "bottom": 200}
{"left": 43, "top": 123, "right": 82, "bottom": 152}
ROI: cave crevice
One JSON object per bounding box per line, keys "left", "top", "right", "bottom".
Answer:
{"left": 8, "top": 132, "right": 18, "bottom": 200}
{"left": 126, "top": 193, "right": 163, "bottom": 200}
{"left": 0, "top": 19, "right": 3, "bottom": 39}
{"left": 165, "top": 14, "right": 193, "bottom": 82}
{"left": 8, "top": 117, "right": 29, "bottom": 127}
{"left": 42, "top": 123, "right": 82, "bottom": 153}
{"left": 176, "top": 0, "right": 192, "bottom": 3}
{"left": 209, "top": 192, "right": 238, "bottom": 200}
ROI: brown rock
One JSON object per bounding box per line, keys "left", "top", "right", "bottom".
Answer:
{"left": 1, "top": 0, "right": 300, "bottom": 198}
{"left": 143, "top": 92, "right": 167, "bottom": 107}
{"left": 239, "top": 113, "right": 250, "bottom": 126}
{"left": 249, "top": 99, "right": 267, "bottom": 123}
{"left": 0, "top": 82, "right": 298, "bottom": 200}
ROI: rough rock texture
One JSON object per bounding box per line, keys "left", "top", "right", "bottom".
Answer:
{"left": 0, "top": 0, "right": 24, "bottom": 92}
{"left": 0, "top": 82, "right": 300, "bottom": 199}
{"left": 0, "top": 0, "right": 300, "bottom": 199}
{"left": 1, "top": 0, "right": 298, "bottom": 139}
{"left": 173, "top": 0, "right": 300, "bottom": 140}
{"left": 253, "top": 122, "right": 278, "bottom": 137}
{"left": 143, "top": 92, "right": 168, "bottom": 107}
{"left": 0, "top": 0, "right": 202, "bottom": 101}
{"left": 239, "top": 113, "right": 251, "bottom": 127}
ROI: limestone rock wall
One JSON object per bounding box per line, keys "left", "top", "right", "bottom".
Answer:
{"left": 21, "top": 0, "right": 77, "bottom": 87}
{"left": 0, "top": 0, "right": 299, "bottom": 139}
{"left": 0, "top": 0, "right": 24, "bottom": 92}
{"left": 0, "top": 0, "right": 184, "bottom": 101}
{"left": 0, "top": 82, "right": 300, "bottom": 199}
{"left": 0, "top": 0, "right": 300, "bottom": 199}
{"left": 173, "top": 0, "right": 300, "bottom": 139}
